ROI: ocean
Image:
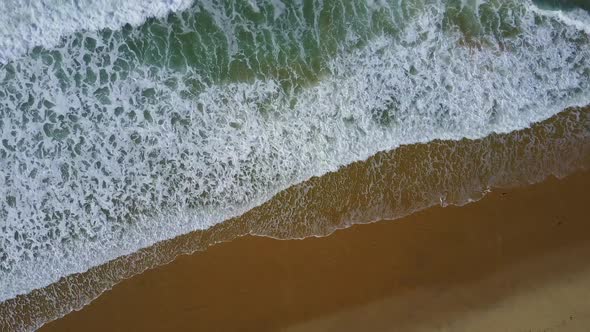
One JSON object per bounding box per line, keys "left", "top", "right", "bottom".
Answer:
{"left": 0, "top": 0, "right": 589, "bottom": 330}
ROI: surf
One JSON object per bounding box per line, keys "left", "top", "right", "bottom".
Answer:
{"left": 0, "top": 0, "right": 194, "bottom": 64}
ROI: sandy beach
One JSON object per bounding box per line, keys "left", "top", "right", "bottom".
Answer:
{"left": 39, "top": 169, "right": 590, "bottom": 331}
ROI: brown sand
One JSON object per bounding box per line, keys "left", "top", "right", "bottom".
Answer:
{"left": 40, "top": 170, "right": 590, "bottom": 332}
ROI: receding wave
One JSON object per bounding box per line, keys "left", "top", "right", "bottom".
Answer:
{"left": 0, "top": 0, "right": 589, "bottom": 326}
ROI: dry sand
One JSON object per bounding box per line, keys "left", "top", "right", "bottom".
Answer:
{"left": 40, "top": 170, "right": 590, "bottom": 332}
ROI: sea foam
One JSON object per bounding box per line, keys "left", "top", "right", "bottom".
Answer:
{"left": 0, "top": 0, "right": 194, "bottom": 64}
{"left": 530, "top": 4, "right": 590, "bottom": 35}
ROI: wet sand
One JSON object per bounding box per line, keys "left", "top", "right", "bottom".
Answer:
{"left": 40, "top": 170, "right": 590, "bottom": 332}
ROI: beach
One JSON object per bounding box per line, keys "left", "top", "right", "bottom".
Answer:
{"left": 1, "top": 1, "right": 590, "bottom": 330}
{"left": 40, "top": 170, "right": 590, "bottom": 331}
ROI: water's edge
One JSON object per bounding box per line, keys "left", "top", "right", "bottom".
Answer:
{"left": 1, "top": 106, "right": 588, "bottom": 332}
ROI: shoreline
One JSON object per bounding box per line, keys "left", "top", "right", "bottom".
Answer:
{"left": 1, "top": 1, "right": 590, "bottom": 329}
{"left": 41, "top": 170, "right": 590, "bottom": 331}
{"left": 1, "top": 107, "right": 587, "bottom": 331}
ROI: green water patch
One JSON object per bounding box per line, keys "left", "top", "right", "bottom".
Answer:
{"left": 533, "top": 0, "right": 590, "bottom": 12}
{"left": 46, "top": 0, "right": 411, "bottom": 94}
{"left": 14, "top": 0, "right": 534, "bottom": 101}
{"left": 442, "top": 0, "right": 525, "bottom": 47}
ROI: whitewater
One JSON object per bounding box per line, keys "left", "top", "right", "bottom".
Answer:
{"left": 1, "top": 0, "right": 590, "bottom": 329}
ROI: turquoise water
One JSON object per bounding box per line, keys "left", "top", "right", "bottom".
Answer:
{"left": 0, "top": 1, "right": 590, "bottom": 329}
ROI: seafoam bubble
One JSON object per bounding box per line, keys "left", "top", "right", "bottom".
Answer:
{"left": 0, "top": 0, "right": 194, "bottom": 64}
{"left": 0, "top": 0, "right": 589, "bottom": 306}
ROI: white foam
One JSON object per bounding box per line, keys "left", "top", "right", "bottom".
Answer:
{"left": 530, "top": 4, "right": 590, "bottom": 35}
{"left": 0, "top": 0, "right": 589, "bottom": 303}
{"left": 0, "top": 0, "right": 194, "bottom": 64}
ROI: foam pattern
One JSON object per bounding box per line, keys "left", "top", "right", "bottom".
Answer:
{"left": 0, "top": 0, "right": 194, "bottom": 64}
